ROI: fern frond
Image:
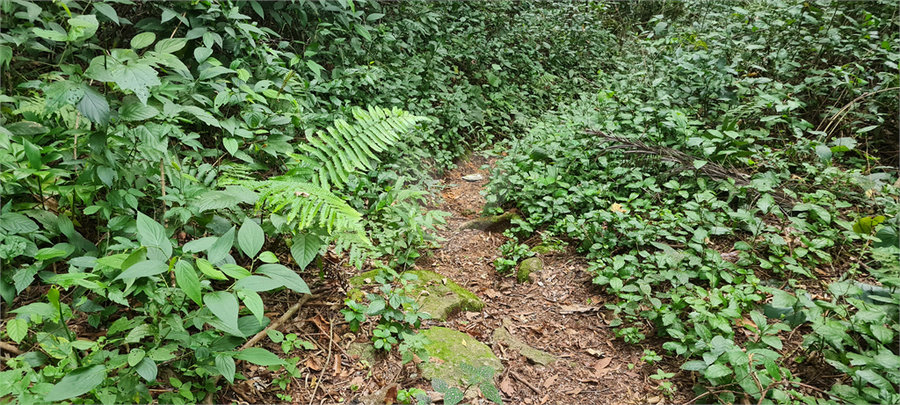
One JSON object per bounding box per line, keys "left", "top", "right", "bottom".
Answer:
{"left": 301, "top": 106, "right": 429, "bottom": 188}
{"left": 235, "top": 179, "right": 368, "bottom": 243}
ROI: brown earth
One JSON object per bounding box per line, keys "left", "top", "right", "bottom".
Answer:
{"left": 216, "top": 154, "right": 700, "bottom": 405}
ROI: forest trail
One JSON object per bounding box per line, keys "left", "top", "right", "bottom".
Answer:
{"left": 244, "top": 156, "right": 695, "bottom": 405}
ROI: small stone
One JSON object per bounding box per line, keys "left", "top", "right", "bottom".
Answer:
{"left": 462, "top": 174, "right": 483, "bottom": 182}
{"left": 517, "top": 257, "right": 543, "bottom": 283}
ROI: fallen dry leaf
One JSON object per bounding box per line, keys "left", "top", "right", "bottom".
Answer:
{"left": 500, "top": 375, "right": 515, "bottom": 395}
{"left": 306, "top": 356, "right": 322, "bottom": 371}
{"left": 595, "top": 357, "right": 612, "bottom": 374}
{"left": 586, "top": 348, "right": 604, "bottom": 358}
{"left": 559, "top": 304, "right": 600, "bottom": 314}
{"left": 384, "top": 385, "right": 398, "bottom": 405}
{"left": 543, "top": 374, "right": 558, "bottom": 388}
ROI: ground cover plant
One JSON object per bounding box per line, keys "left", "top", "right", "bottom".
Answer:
{"left": 486, "top": 1, "right": 899, "bottom": 403}
{"left": 0, "top": 0, "right": 897, "bottom": 404}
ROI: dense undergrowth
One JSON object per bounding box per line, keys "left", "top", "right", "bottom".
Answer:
{"left": 0, "top": 0, "right": 897, "bottom": 404}
{"left": 486, "top": 1, "right": 900, "bottom": 403}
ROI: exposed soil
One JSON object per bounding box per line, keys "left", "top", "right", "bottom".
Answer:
{"left": 215, "top": 155, "right": 702, "bottom": 405}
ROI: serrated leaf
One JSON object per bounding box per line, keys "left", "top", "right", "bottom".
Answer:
{"left": 216, "top": 354, "right": 236, "bottom": 384}
{"left": 114, "top": 260, "right": 168, "bottom": 280}
{"left": 175, "top": 259, "right": 202, "bottom": 305}
{"left": 233, "top": 347, "right": 286, "bottom": 366}
{"left": 43, "top": 365, "right": 106, "bottom": 402}
{"left": 136, "top": 212, "right": 172, "bottom": 259}
{"left": 238, "top": 218, "right": 264, "bottom": 258}
{"left": 120, "top": 101, "right": 159, "bottom": 121}
{"left": 204, "top": 291, "right": 241, "bottom": 336}
{"left": 6, "top": 319, "right": 28, "bottom": 343}
{"left": 256, "top": 264, "right": 310, "bottom": 295}
{"left": 77, "top": 85, "right": 110, "bottom": 125}
{"left": 135, "top": 357, "right": 157, "bottom": 382}
{"left": 291, "top": 233, "right": 323, "bottom": 270}
{"left": 207, "top": 227, "right": 236, "bottom": 264}
{"left": 109, "top": 62, "right": 160, "bottom": 105}
{"left": 130, "top": 32, "right": 156, "bottom": 49}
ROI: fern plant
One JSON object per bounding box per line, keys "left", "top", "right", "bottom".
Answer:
{"left": 295, "top": 106, "right": 429, "bottom": 188}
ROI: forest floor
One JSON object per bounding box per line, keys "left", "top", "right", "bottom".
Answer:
{"left": 231, "top": 155, "right": 699, "bottom": 405}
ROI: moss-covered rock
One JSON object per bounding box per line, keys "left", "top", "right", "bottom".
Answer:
{"left": 531, "top": 240, "right": 566, "bottom": 255}
{"left": 460, "top": 211, "right": 521, "bottom": 233}
{"left": 517, "top": 257, "right": 543, "bottom": 283}
{"left": 419, "top": 327, "right": 502, "bottom": 386}
{"left": 348, "top": 270, "right": 484, "bottom": 321}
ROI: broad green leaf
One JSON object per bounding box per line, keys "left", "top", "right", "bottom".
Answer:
{"left": 128, "top": 348, "right": 146, "bottom": 367}
{"left": 198, "top": 66, "right": 235, "bottom": 81}
{"left": 704, "top": 364, "right": 732, "bottom": 379}
{"left": 238, "top": 218, "right": 264, "bottom": 258}
{"left": 114, "top": 260, "right": 168, "bottom": 280}
{"left": 207, "top": 227, "right": 236, "bottom": 264}
{"left": 120, "top": 102, "right": 159, "bottom": 121}
{"left": 33, "top": 27, "right": 68, "bottom": 42}
{"left": 215, "top": 354, "right": 236, "bottom": 384}
{"left": 196, "top": 258, "right": 228, "bottom": 280}
{"left": 6, "top": 318, "right": 28, "bottom": 343}
{"left": 223, "top": 137, "right": 239, "bottom": 155}
{"left": 291, "top": 233, "right": 323, "bottom": 270}
{"left": 43, "top": 365, "right": 106, "bottom": 402}
{"left": 135, "top": 357, "right": 158, "bottom": 382}
{"left": 366, "top": 13, "right": 385, "bottom": 21}
{"left": 92, "top": 2, "right": 119, "bottom": 24}
{"left": 232, "top": 347, "right": 286, "bottom": 366}
{"left": 855, "top": 369, "right": 893, "bottom": 392}
{"left": 239, "top": 290, "right": 265, "bottom": 324}
{"left": 218, "top": 264, "right": 251, "bottom": 280}
{"left": 234, "top": 275, "right": 283, "bottom": 292}
{"left": 23, "top": 138, "right": 41, "bottom": 169}
{"left": 256, "top": 264, "right": 310, "bottom": 295}
{"left": 681, "top": 360, "right": 708, "bottom": 371}
{"left": 4, "top": 121, "right": 48, "bottom": 136}
{"left": 194, "top": 47, "right": 213, "bottom": 63}
{"left": 155, "top": 38, "right": 187, "bottom": 54}
{"left": 136, "top": 212, "right": 172, "bottom": 259}
{"left": 258, "top": 251, "right": 279, "bottom": 263}
{"left": 109, "top": 62, "right": 160, "bottom": 105}
{"left": 77, "top": 85, "right": 110, "bottom": 125}
{"left": 353, "top": 23, "right": 372, "bottom": 41}
{"left": 130, "top": 32, "right": 156, "bottom": 49}
{"left": 1, "top": 213, "right": 39, "bottom": 234}
{"left": 183, "top": 237, "right": 217, "bottom": 253}
{"left": 175, "top": 259, "right": 202, "bottom": 305}
{"left": 204, "top": 291, "right": 241, "bottom": 335}
{"left": 306, "top": 60, "right": 324, "bottom": 78}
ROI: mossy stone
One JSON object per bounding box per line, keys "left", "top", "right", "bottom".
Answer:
{"left": 419, "top": 327, "right": 502, "bottom": 386}
{"left": 348, "top": 270, "right": 484, "bottom": 321}
{"left": 460, "top": 211, "right": 521, "bottom": 233}
{"left": 517, "top": 257, "right": 542, "bottom": 283}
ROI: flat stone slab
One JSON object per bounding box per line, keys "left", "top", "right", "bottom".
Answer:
{"left": 493, "top": 319, "right": 557, "bottom": 366}
{"left": 349, "top": 270, "right": 484, "bottom": 321}
{"left": 419, "top": 327, "right": 503, "bottom": 386}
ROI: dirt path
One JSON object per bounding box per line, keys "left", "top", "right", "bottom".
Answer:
{"left": 237, "top": 156, "right": 695, "bottom": 404}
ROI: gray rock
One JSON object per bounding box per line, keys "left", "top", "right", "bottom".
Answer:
{"left": 462, "top": 174, "right": 484, "bottom": 182}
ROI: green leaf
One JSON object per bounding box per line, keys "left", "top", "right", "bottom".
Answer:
{"left": 33, "top": 27, "right": 68, "bottom": 42}
{"left": 194, "top": 47, "right": 213, "bottom": 63}
{"left": 183, "top": 237, "right": 217, "bottom": 253}
{"left": 4, "top": 121, "right": 48, "bottom": 136}
{"left": 443, "top": 387, "right": 464, "bottom": 405}
{"left": 23, "top": 138, "right": 42, "bottom": 169}
{"left": 67, "top": 15, "right": 99, "bottom": 42}
{"left": 238, "top": 218, "right": 264, "bottom": 258}
{"left": 291, "top": 233, "right": 323, "bottom": 270}
{"left": 196, "top": 258, "right": 228, "bottom": 280}
{"left": 223, "top": 137, "right": 239, "bottom": 155}
{"left": 233, "top": 347, "right": 286, "bottom": 366}
{"left": 704, "top": 364, "right": 732, "bottom": 379}
{"left": 855, "top": 369, "right": 893, "bottom": 392}
{"left": 109, "top": 62, "right": 160, "bottom": 105}
{"left": 258, "top": 251, "right": 279, "bottom": 263}
{"left": 207, "top": 227, "right": 236, "bottom": 264}
{"left": 681, "top": 360, "right": 708, "bottom": 371}
{"left": 128, "top": 348, "right": 146, "bottom": 367}
{"left": 77, "top": 85, "right": 110, "bottom": 125}
{"left": 215, "top": 354, "right": 236, "bottom": 384}
{"left": 306, "top": 60, "right": 324, "bottom": 78}
{"left": 120, "top": 101, "right": 159, "bottom": 121}
{"left": 43, "top": 365, "right": 106, "bottom": 402}
{"left": 175, "top": 259, "right": 202, "bottom": 306}
{"left": 135, "top": 357, "right": 158, "bottom": 382}
{"left": 114, "top": 260, "right": 168, "bottom": 280}
{"left": 204, "top": 291, "right": 241, "bottom": 336}
{"left": 480, "top": 382, "right": 502, "bottom": 404}
{"left": 218, "top": 264, "right": 251, "bottom": 280}
{"left": 239, "top": 290, "right": 265, "bottom": 324}
{"left": 234, "top": 275, "right": 283, "bottom": 292}
{"left": 92, "top": 2, "right": 119, "bottom": 24}
{"left": 136, "top": 212, "right": 172, "bottom": 259}
{"left": 130, "top": 32, "right": 156, "bottom": 49}
{"left": 353, "top": 23, "right": 372, "bottom": 41}
{"left": 366, "top": 13, "right": 385, "bottom": 21}
{"left": 198, "top": 66, "right": 235, "bottom": 81}
{"left": 256, "top": 264, "right": 310, "bottom": 295}
{"left": 6, "top": 318, "right": 28, "bottom": 343}
{"left": 155, "top": 38, "right": 187, "bottom": 54}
